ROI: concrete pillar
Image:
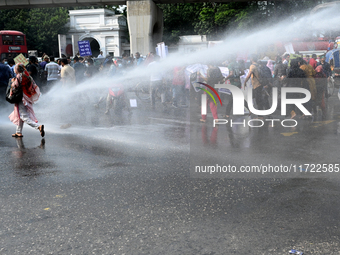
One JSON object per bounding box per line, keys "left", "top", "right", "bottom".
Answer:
{"left": 127, "top": 0, "right": 163, "bottom": 56}
{"left": 72, "top": 34, "right": 80, "bottom": 57}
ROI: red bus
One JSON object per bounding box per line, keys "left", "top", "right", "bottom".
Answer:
{"left": 0, "top": 30, "right": 28, "bottom": 60}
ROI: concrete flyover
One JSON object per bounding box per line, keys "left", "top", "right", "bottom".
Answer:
{"left": 0, "top": 0, "right": 288, "bottom": 9}
{"left": 0, "top": 0, "right": 287, "bottom": 56}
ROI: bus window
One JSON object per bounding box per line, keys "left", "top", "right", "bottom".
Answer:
{"left": 2, "top": 35, "right": 13, "bottom": 45}
{"left": 14, "top": 35, "right": 24, "bottom": 45}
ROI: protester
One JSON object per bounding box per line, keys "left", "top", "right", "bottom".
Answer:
{"left": 8, "top": 63, "right": 44, "bottom": 138}
{"left": 309, "top": 54, "right": 318, "bottom": 69}
{"left": 148, "top": 55, "right": 165, "bottom": 109}
{"left": 144, "top": 52, "right": 154, "bottom": 66}
{"left": 84, "top": 58, "right": 97, "bottom": 78}
{"left": 26, "top": 56, "right": 40, "bottom": 85}
{"left": 60, "top": 58, "right": 76, "bottom": 87}
{"left": 0, "top": 58, "right": 12, "bottom": 102}
{"left": 286, "top": 58, "right": 308, "bottom": 119}
{"left": 40, "top": 55, "right": 50, "bottom": 70}
{"left": 282, "top": 53, "right": 290, "bottom": 66}
{"left": 273, "top": 54, "right": 287, "bottom": 87}
{"left": 44, "top": 56, "right": 60, "bottom": 91}
{"left": 135, "top": 52, "right": 144, "bottom": 66}
{"left": 266, "top": 59, "right": 274, "bottom": 76}
{"left": 314, "top": 65, "right": 327, "bottom": 118}
{"left": 258, "top": 61, "right": 273, "bottom": 110}
{"left": 97, "top": 51, "right": 105, "bottom": 58}
{"left": 172, "top": 66, "right": 186, "bottom": 108}
{"left": 317, "top": 55, "right": 332, "bottom": 98}
{"left": 300, "top": 59, "right": 317, "bottom": 114}
{"left": 67, "top": 56, "right": 73, "bottom": 67}
{"left": 244, "top": 55, "right": 264, "bottom": 118}
{"left": 199, "top": 63, "right": 224, "bottom": 122}
{"left": 0, "top": 58, "right": 12, "bottom": 84}
{"left": 225, "top": 56, "right": 247, "bottom": 118}
{"left": 7, "top": 58, "right": 15, "bottom": 78}
{"left": 73, "top": 56, "right": 85, "bottom": 84}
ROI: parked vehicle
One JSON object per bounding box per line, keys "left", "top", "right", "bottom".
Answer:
{"left": 0, "top": 30, "right": 28, "bottom": 59}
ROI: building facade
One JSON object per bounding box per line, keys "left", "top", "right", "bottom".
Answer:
{"left": 62, "top": 9, "right": 129, "bottom": 58}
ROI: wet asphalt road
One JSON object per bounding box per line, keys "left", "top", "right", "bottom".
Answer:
{"left": 1, "top": 93, "right": 340, "bottom": 255}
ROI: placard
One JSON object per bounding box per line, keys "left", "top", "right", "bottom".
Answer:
{"left": 14, "top": 53, "right": 28, "bottom": 66}
{"left": 78, "top": 40, "right": 92, "bottom": 57}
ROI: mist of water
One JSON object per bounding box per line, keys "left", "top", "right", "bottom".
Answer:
{"left": 3, "top": 6, "right": 340, "bottom": 131}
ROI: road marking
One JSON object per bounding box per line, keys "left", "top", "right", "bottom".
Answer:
{"left": 149, "top": 117, "right": 190, "bottom": 124}
{"left": 281, "top": 132, "right": 298, "bottom": 137}
{"left": 312, "top": 120, "right": 334, "bottom": 128}
{"left": 44, "top": 208, "right": 50, "bottom": 211}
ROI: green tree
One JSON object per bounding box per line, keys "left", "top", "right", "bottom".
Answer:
{"left": 159, "top": 1, "right": 334, "bottom": 43}
{"left": 0, "top": 8, "right": 69, "bottom": 55}
{"left": 27, "top": 8, "right": 69, "bottom": 55}
{"left": 159, "top": 3, "right": 203, "bottom": 45}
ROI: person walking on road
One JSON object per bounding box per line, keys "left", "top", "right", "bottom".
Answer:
{"left": 8, "top": 63, "right": 44, "bottom": 138}
{"left": 198, "top": 63, "right": 224, "bottom": 122}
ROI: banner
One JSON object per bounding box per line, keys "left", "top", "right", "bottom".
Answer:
{"left": 14, "top": 53, "right": 28, "bottom": 66}
{"left": 78, "top": 40, "right": 92, "bottom": 57}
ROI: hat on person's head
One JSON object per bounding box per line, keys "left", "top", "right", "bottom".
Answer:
{"left": 320, "top": 55, "right": 325, "bottom": 59}
{"left": 44, "top": 55, "right": 50, "bottom": 60}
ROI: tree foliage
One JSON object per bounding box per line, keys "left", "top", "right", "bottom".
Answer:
{"left": 0, "top": 5, "right": 125, "bottom": 56}
{"left": 0, "top": 8, "right": 69, "bottom": 55}
{"left": 159, "top": 0, "right": 335, "bottom": 45}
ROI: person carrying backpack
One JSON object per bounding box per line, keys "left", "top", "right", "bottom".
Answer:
{"left": 8, "top": 63, "right": 45, "bottom": 138}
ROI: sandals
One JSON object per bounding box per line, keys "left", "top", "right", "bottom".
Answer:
{"left": 38, "top": 125, "right": 45, "bottom": 137}
{"left": 11, "top": 125, "right": 45, "bottom": 138}
{"left": 12, "top": 133, "right": 23, "bottom": 137}
{"left": 200, "top": 119, "right": 206, "bottom": 123}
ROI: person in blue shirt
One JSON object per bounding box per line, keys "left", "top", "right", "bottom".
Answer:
{"left": 0, "top": 58, "right": 12, "bottom": 104}
{"left": 135, "top": 52, "right": 144, "bottom": 66}
{"left": 7, "top": 59, "right": 15, "bottom": 78}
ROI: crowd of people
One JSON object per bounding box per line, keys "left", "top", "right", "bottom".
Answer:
{"left": 198, "top": 52, "right": 332, "bottom": 122}
{"left": 0, "top": 49, "right": 335, "bottom": 138}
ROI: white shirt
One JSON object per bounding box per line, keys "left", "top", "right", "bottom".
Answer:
{"left": 148, "top": 61, "right": 163, "bottom": 81}
{"left": 45, "top": 62, "right": 60, "bottom": 81}
{"left": 97, "top": 54, "right": 104, "bottom": 58}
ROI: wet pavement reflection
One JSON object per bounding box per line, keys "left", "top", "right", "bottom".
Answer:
{"left": 1, "top": 93, "right": 340, "bottom": 254}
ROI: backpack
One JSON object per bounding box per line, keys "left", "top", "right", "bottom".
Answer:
{"left": 256, "top": 64, "right": 273, "bottom": 86}
{"left": 37, "top": 64, "right": 46, "bottom": 82}
{"left": 6, "top": 78, "right": 23, "bottom": 104}
{"left": 229, "top": 63, "right": 243, "bottom": 87}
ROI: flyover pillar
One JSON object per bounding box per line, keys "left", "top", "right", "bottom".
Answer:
{"left": 127, "top": 0, "right": 163, "bottom": 56}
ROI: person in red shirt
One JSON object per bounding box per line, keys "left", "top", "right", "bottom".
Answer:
{"left": 309, "top": 54, "right": 318, "bottom": 69}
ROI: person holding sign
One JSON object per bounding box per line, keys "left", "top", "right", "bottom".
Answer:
{"left": 8, "top": 63, "right": 45, "bottom": 138}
